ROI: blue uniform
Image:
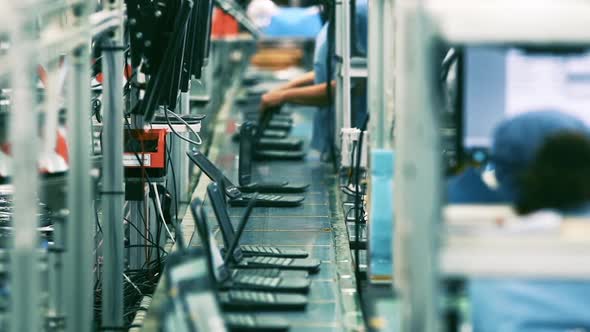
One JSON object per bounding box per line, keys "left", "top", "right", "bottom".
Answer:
{"left": 264, "top": 7, "right": 322, "bottom": 38}
{"left": 446, "top": 167, "right": 508, "bottom": 204}
{"left": 447, "top": 111, "right": 590, "bottom": 332}
{"left": 470, "top": 203, "right": 590, "bottom": 332}
{"left": 470, "top": 272, "right": 590, "bottom": 332}
{"left": 310, "top": 0, "right": 368, "bottom": 155}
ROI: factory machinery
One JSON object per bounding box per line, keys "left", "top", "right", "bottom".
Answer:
{"left": 2, "top": 0, "right": 590, "bottom": 331}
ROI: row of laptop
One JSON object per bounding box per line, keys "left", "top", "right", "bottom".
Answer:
{"left": 159, "top": 81, "right": 319, "bottom": 330}
{"left": 160, "top": 180, "right": 321, "bottom": 331}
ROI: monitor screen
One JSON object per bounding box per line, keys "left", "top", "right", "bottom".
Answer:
{"left": 462, "top": 46, "right": 590, "bottom": 150}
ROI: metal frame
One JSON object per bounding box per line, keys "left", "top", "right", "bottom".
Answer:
{"left": 101, "top": 39, "right": 125, "bottom": 332}
{"left": 166, "top": 91, "right": 192, "bottom": 221}
{"left": 366, "top": 0, "right": 397, "bottom": 284}
{"left": 64, "top": 2, "right": 94, "bottom": 331}
{"left": 336, "top": 0, "right": 352, "bottom": 130}
{"left": 2, "top": 1, "right": 122, "bottom": 331}
{"left": 9, "top": 4, "right": 42, "bottom": 331}
{"left": 368, "top": 0, "right": 395, "bottom": 149}
{"left": 393, "top": 3, "right": 441, "bottom": 331}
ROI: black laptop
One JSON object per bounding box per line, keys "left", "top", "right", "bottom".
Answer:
{"left": 207, "top": 183, "right": 320, "bottom": 273}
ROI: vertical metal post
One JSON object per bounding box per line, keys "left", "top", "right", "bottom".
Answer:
{"left": 334, "top": 0, "right": 343, "bottom": 148}
{"left": 64, "top": 3, "right": 94, "bottom": 331}
{"left": 366, "top": 0, "right": 398, "bottom": 282}
{"left": 62, "top": 2, "right": 94, "bottom": 332}
{"left": 9, "top": 8, "right": 41, "bottom": 332}
{"left": 369, "top": 0, "right": 395, "bottom": 149}
{"left": 179, "top": 90, "right": 190, "bottom": 201}
{"left": 127, "top": 200, "right": 146, "bottom": 270}
{"left": 368, "top": 0, "right": 384, "bottom": 147}
{"left": 48, "top": 216, "right": 65, "bottom": 320}
{"left": 101, "top": 39, "right": 125, "bottom": 330}
{"left": 43, "top": 63, "right": 64, "bottom": 325}
{"left": 383, "top": 0, "right": 396, "bottom": 146}
{"left": 167, "top": 91, "right": 190, "bottom": 222}
{"left": 341, "top": 0, "right": 352, "bottom": 130}
{"left": 394, "top": 2, "right": 440, "bottom": 332}
{"left": 335, "top": 0, "right": 352, "bottom": 152}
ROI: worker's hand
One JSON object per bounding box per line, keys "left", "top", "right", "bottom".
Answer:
{"left": 260, "top": 90, "right": 285, "bottom": 112}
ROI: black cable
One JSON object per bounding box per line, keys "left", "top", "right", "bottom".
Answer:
{"left": 126, "top": 244, "right": 168, "bottom": 250}
{"left": 123, "top": 117, "right": 164, "bottom": 269}
{"left": 94, "top": 202, "right": 103, "bottom": 234}
{"left": 149, "top": 191, "right": 164, "bottom": 271}
{"left": 124, "top": 218, "right": 167, "bottom": 253}
{"left": 326, "top": 2, "right": 339, "bottom": 172}
{"left": 165, "top": 137, "right": 184, "bottom": 251}
{"left": 354, "top": 114, "right": 369, "bottom": 318}
{"left": 123, "top": 114, "right": 168, "bottom": 271}
{"left": 348, "top": 142, "right": 357, "bottom": 185}
{"left": 135, "top": 199, "right": 154, "bottom": 265}
{"left": 137, "top": 199, "right": 157, "bottom": 267}
{"left": 96, "top": 90, "right": 168, "bottom": 326}
{"left": 135, "top": 202, "right": 155, "bottom": 245}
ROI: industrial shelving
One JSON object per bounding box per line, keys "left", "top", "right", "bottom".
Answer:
{"left": 393, "top": 1, "right": 590, "bottom": 331}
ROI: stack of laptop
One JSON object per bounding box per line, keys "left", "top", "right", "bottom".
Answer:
{"left": 234, "top": 89, "right": 306, "bottom": 160}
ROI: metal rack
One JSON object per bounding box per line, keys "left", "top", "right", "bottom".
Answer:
{"left": 366, "top": 0, "right": 396, "bottom": 283}
{"left": 334, "top": 0, "right": 352, "bottom": 146}
{"left": 0, "top": 1, "right": 123, "bottom": 331}
{"left": 334, "top": 0, "right": 371, "bottom": 155}
{"left": 393, "top": 1, "right": 590, "bottom": 331}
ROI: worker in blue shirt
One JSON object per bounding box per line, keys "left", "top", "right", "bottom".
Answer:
{"left": 260, "top": 0, "right": 368, "bottom": 157}
{"left": 448, "top": 111, "right": 590, "bottom": 332}
{"left": 447, "top": 111, "right": 589, "bottom": 204}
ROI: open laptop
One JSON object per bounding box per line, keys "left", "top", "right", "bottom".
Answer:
{"left": 162, "top": 222, "right": 289, "bottom": 331}
{"left": 253, "top": 107, "right": 306, "bottom": 161}
{"left": 191, "top": 198, "right": 311, "bottom": 293}
{"left": 187, "top": 150, "right": 305, "bottom": 207}
{"left": 190, "top": 197, "right": 308, "bottom": 311}
{"left": 238, "top": 121, "right": 309, "bottom": 194}
{"left": 207, "top": 183, "right": 320, "bottom": 273}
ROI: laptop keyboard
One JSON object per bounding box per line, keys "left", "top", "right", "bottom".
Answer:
{"left": 233, "top": 268, "right": 281, "bottom": 278}
{"left": 234, "top": 274, "right": 281, "bottom": 288}
{"left": 242, "top": 245, "right": 281, "bottom": 255}
{"left": 257, "top": 194, "right": 282, "bottom": 201}
{"left": 240, "top": 194, "right": 282, "bottom": 202}
{"left": 225, "top": 314, "right": 257, "bottom": 327}
{"left": 228, "top": 290, "right": 276, "bottom": 303}
{"left": 250, "top": 256, "right": 294, "bottom": 266}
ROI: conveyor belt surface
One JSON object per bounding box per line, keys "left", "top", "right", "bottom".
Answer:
{"left": 191, "top": 101, "right": 360, "bottom": 331}
{"left": 139, "top": 82, "right": 363, "bottom": 331}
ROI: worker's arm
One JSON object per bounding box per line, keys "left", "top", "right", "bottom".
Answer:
{"left": 275, "top": 71, "right": 316, "bottom": 90}
{"left": 261, "top": 80, "right": 336, "bottom": 110}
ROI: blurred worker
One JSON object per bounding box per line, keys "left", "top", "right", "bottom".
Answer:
{"left": 515, "top": 132, "right": 590, "bottom": 215}
{"left": 247, "top": 0, "right": 280, "bottom": 29}
{"left": 260, "top": 0, "right": 368, "bottom": 158}
{"left": 447, "top": 111, "right": 588, "bottom": 204}
{"left": 248, "top": 0, "right": 323, "bottom": 38}
{"left": 448, "top": 111, "right": 590, "bottom": 332}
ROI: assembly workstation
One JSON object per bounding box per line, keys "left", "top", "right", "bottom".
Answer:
{"left": 3, "top": 0, "right": 590, "bottom": 331}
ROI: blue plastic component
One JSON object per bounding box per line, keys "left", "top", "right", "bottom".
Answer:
{"left": 263, "top": 8, "right": 322, "bottom": 38}
{"left": 368, "top": 149, "right": 394, "bottom": 278}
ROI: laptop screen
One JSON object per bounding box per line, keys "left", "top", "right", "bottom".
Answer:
{"left": 462, "top": 46, "right": 590, "bottom": 150}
